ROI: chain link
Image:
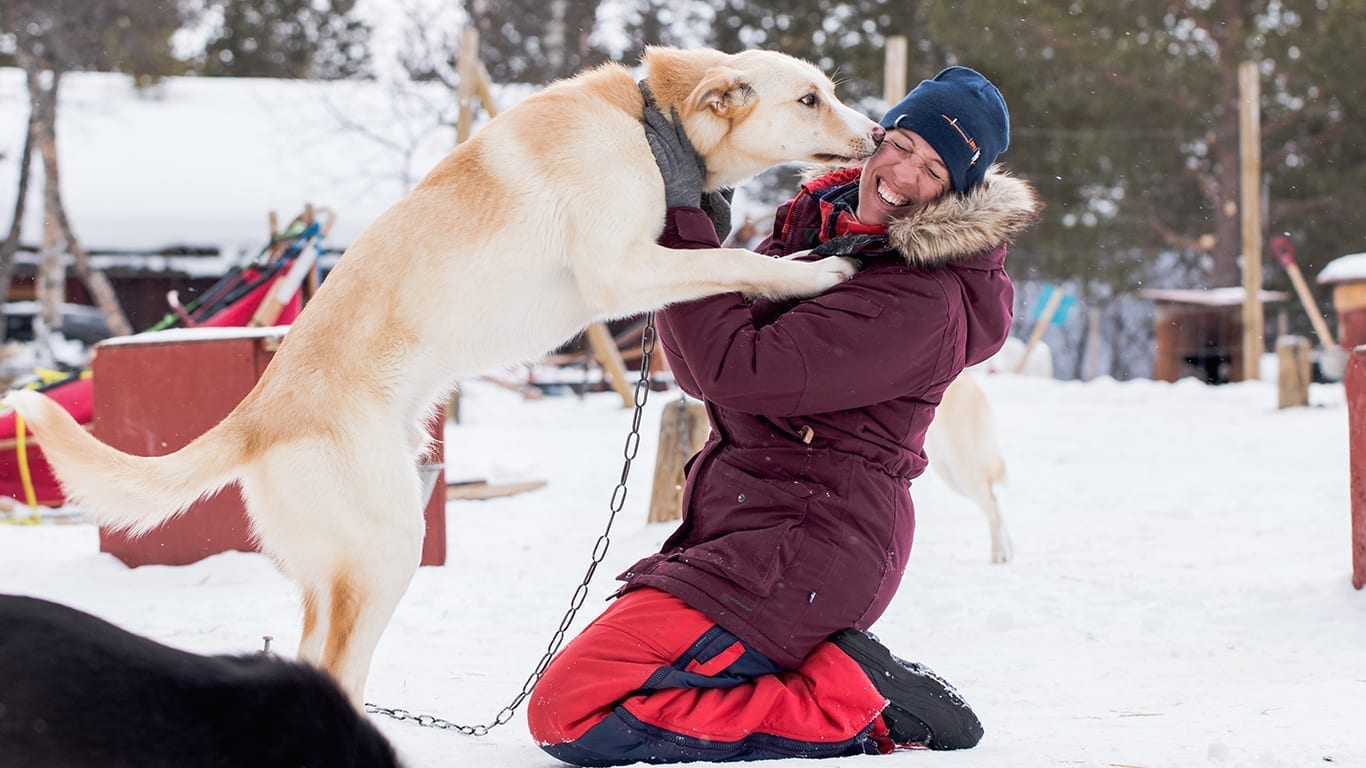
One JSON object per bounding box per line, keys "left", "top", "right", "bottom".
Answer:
{"left": 366, "top": 313, "right": 659, "bottom": 735}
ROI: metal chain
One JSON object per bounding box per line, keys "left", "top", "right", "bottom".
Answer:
{"left": 366, "top": 313, "right": 659, "bottom": 735}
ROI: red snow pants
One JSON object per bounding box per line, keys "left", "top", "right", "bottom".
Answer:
{"left": 527, "top": 587, "right": 889, "bottom": 766}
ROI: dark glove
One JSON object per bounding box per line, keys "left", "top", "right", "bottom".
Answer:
{"left": 641, "top": 103, "right": 706, "bottom": 209}
{"left": 701, "top": 188, "right": 734, "bottom": 241}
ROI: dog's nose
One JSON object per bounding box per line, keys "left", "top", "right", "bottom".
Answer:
{"left": 870, "top": 124, "right": 886, "bottom": 144}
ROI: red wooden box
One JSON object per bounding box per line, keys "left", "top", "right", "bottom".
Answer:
{"left": 92, "top": 328, "right": 445, "bottom": 567}
{"left": 1345, "top": 346, "right": 1366, "bottom": 590}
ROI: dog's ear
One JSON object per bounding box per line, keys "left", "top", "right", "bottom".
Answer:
{"left": 688, "top": 68, "right": 757, "bottom": 118}
{"left": 640, "top": 46, "right": 731, "bottom": 110}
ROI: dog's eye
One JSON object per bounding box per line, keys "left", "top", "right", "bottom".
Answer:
{"left": 799, "top": 93, "right": 819, "bottom": 108}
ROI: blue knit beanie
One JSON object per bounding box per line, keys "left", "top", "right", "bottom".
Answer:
{"left": 880, "top": 66, "right": 1009, "bottom": 193}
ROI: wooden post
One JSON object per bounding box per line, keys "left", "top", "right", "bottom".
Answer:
{"left": 456, "top": 27, "right": 480, "bottom": 144}
{"left": 1015, "top": 288, "right": 1064, "bottom": 374}
{"left": 647, "top": 398, "right": 708, "bottom": 523}
{"left": 585, "top": 322, "right": 633, "bottom": 408}
{"left": 1239, "top": 60, "right": 1264, "bottom": 381}
{"left": 475, "top": 61, "right": 501, "bottom": 117}
{"left": 1275, "top": 335, "right": 1310, "bottom": 409}
{"left": 1342, "top": 345, "right": 1366, "bottom": 590}
{"left": 883, "top": 36, "right": 908, "bottom": 105}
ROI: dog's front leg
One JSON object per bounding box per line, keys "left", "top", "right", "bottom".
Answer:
{"left": 586, "top": 243, "right": 857, "bottom": 318}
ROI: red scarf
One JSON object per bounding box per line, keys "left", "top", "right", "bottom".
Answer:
{"left": 831, "top": 211, "right": 888, "bottom": 239}
{"left": 799, "top": 167, "right": 890, "bottom": 243}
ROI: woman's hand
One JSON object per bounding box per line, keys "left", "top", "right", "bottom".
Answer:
{"left": 641, "top": 104, "right": 706, "bottom": 210}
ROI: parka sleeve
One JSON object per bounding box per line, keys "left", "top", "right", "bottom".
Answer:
{"left": 652, "top": 206, "right": 726, "bottom": 400}
{"left": 654, "top": 203, "right": 995, "bottom": 416}
{"left": 659, "top": 266, "right": 965, "bottom": 417}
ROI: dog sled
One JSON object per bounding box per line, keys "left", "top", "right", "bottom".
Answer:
{"left": 1, "top": 209, "right": 331, "bottom": 509}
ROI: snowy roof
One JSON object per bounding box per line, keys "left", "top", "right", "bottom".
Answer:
{"left": 0, "top": 68, "right": 529, "bottom": 255}
{"left": 1316, "top": 252, "right": 1366, "bottom": 285}
{"left": 1137, "top": 287, "right": 1291, "bottom": 306}
{"left": 96, "top": 325, "right": 288, "bottom": 348}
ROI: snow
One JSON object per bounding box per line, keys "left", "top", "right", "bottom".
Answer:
{"left": 1317, "top": 253, "right": 1366, "bottom": 286}
{"left": 95, "top": 325, "right": 288, "bottom": 347}
{"left": 3, "top": 371, "right": 1363, "bottom": 768}
{"left": 0, "top": 68, "right": 465, "bottom": 252}
{"left": 1136, "top": 287, "right": 1292, "bottom": 307}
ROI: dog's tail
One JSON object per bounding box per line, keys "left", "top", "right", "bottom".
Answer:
{"left": 3, "top": 390, "right": 247, "bottom": 533}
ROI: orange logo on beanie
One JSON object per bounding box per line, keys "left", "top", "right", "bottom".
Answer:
{"left": 940, "top": 114, "right": 982, "bottom": 168}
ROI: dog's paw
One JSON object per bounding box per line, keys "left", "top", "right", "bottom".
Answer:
{"left": 822, "top": 256, "right": 860, "bottom": 280}
{"left": 808, "top": 255, "right": 859, "bottom": 288}
{"left": 776, "top": 256, "right": 858, "bottom": 297}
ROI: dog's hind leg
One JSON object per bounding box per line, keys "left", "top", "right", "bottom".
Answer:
{"left": 298, "top": 584, "right": 327, "bottom": 665}
{"left": 241, "top": 437, "right": 425, "bottom": 707}
{"left": 321, "top": 544, "right": 421, "bottom": 706}
{"left": 318, "top": 452, "right": 425, "bottom": 706}
{"left": 972, "top": 484, "right": 1013, "bottom": 565}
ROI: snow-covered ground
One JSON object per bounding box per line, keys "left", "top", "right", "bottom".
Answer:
{"left": 2, "top": 371, "right": 1363, "bottom": 768}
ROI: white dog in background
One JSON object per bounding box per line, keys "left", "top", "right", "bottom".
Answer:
{"left": 925, "top": 373, "right": 1012, "bottom": 564}
{"left": 3, "top": 47, "right": 883, "bottom": 705}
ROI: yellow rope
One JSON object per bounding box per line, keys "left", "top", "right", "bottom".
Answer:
{"left": 4, "top": 367, "right": 87, "bottom": 524}
{"left": 11, "top": 411, "right": 41, "bottom": 524}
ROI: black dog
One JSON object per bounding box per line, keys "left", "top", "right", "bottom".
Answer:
{"left": 0, "top": 594, "right": 404, "bottom": 768}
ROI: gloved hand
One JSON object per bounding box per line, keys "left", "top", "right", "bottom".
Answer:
{"left": 641, "top": 103, "right": 706, "bottom": 210}
{"left": 701, "top": 188, "right": 734, "bottom": 242}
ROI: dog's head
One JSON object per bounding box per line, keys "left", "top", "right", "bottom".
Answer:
{"left": 642, "top": 47, "right": 883, "bottom": 189}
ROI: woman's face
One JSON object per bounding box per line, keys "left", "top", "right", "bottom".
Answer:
{"left": 856, "top": 128, "right": 951, "bottom": 226}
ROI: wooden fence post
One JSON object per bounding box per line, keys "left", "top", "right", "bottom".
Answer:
{"left": 1239, "top": 60, "right": 1264, "bottom": 381}
{"left": 456, "top": 27, "right": 481, "bottom": 144}
{"left": 883, "top": 36, "right": 907, "bottom": 105}
{"left": 1344, "top": 345, "right": 1366, "bottom": 590}
{"left": 647, "top": 398, "right": 708, "bottom": 523}
{"left": 586, "top": 322, "right": 634, "bottom": 408}
{"left": 1275, "top": 335, "right": 1310, "bottom": 408}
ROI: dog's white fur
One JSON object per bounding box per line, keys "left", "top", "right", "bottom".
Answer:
{"left": 2, "top": 47, "right": 882, "bottom": 705}
{"left": 925, "top": 373, "right": 1012, "bottom": 563}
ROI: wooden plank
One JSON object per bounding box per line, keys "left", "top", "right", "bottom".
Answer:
{"left": 477, "top": 373, "right": 544, "bottom": 400}
{"left": 585, "top": 321, "right": 634, "bottom": 408}
{"left": 446, "top": 479, "right": 547, "bottom": 501}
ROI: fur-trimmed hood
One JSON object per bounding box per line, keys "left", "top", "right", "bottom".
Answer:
{"left": 795, "top": 164, "right": 1042, "bottom": 268}
{"left": 888, "top": 165, "right": 1042, "bottom": 267}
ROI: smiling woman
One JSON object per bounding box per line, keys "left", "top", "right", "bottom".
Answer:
{"left": 525, "top": 64, "right": 1042, "bottom": 766}
{"left": 855, "top": 66, "right": 1010, "bottom": 226}
{"left": 856, "top": 131, "right": 951, "bottom": 224}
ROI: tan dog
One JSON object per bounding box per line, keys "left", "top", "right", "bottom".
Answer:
{"left": 924, "top": 373, "right": 1012, "bottom": 563}
{"left": 2, "top": 47, "right": 881, "bottom": 705}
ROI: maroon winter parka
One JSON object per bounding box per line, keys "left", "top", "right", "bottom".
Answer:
{"left": 618, "top": 166, "right": 1042, "bottom": 668}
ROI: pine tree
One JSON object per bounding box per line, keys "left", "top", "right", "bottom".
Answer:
{"left": 198, "top": 0, "right": 372, "bottom": 79}
{"left": 465, "top": 0, "right": 609, "bottom": 83}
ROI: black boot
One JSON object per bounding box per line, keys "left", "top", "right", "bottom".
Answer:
{"left": 829, "top": 629, "right": 984, "bottom": 750}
